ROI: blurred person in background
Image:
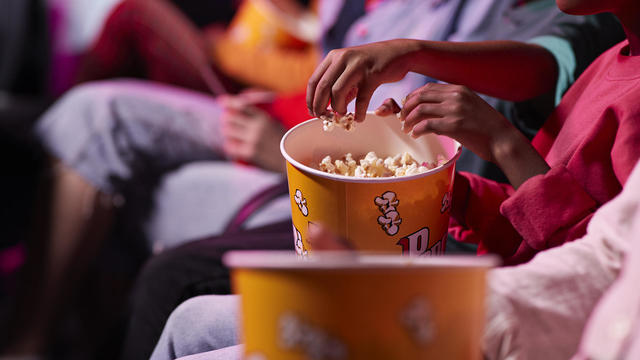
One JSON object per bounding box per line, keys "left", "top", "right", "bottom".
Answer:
{"left": 74, "top": 0, "right": 316, "bottom": 95}
{"left": 1, "top": 0, "right": 318, "bottom": 358}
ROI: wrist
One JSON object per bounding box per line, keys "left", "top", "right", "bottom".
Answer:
{"left": 393, "top": 39, "right": 427, "bottom": 75}
{"left": 490, "top": 124, "right": 523, "bottom": 165}
{"left": 490, "top": 123, "right": 550, "bottom": 188}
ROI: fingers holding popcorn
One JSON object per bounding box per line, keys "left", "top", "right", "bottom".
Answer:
{"left": 307, "top": 41, "right": 413, "bottom": 123}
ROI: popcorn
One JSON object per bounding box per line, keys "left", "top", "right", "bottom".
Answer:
{"left": 422, "top": 154, "right": 448, "bottom": 170}
{"left": 318, "top": 151, "right": 446, "bottom": 178}
{"left": 321, "top": 112, "right": 356, "bottom": 132}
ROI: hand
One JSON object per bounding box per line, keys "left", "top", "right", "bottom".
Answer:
{"left": 393, "top": 83, "right": 516, "bottom": 163}
{"left": 379, "top": 83, "right": 550, "bottom": 188}
{"left": 307, "top": 224, "right": 353, "bottom": 251}
{"left": 307, "top": 39, "right": 420, "bottom": 122}
{"left": 219, "top": 95, "right": 286, "bottom": 173}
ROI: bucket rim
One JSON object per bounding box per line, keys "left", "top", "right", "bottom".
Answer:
{"left": 224, "top": 250, "right": 499, "bottom": 270}
{"left": 279, "top": 113, "right": 463, "bottom": 184}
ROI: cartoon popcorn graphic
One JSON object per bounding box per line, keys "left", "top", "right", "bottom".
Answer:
{"left": 279, "top": 312, "right": 347, "bottom": 360}
{"left": 294, "top": 189, "right": 309, "bottom": 216}
{"left": 400, "top": 298, "right": 435, "bottom": 345}
{"left": 244, "top": 353, "right": 267, "bottom": 360}
{"left": 293, "top": 225, "right": 308, "bottom": 257}
{"left": 374, "top": 191, "right": 402, "bottom": 236}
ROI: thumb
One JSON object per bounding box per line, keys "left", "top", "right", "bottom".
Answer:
{"left": 374, "top": 98, "right": 401, "bottom": 116}
{"left": 307, "top": 224, "right": 353, "bottom": 251}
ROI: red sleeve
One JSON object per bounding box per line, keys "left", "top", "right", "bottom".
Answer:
{"left": 500, "top": 166, "right": 597, "bottom": 252}
{"left": 451, "top": 101, "right": 640, "bottom": 265}
{"left": 611, "top": 108, "right": 640, "bottom": 187}
{"left": 266, "top": 92, "right": 311, "bottom": 130}
{"left": 451, "top": 168, "right": 597, "bottom": 265}
{"left": 449, "top": 171, "right": 522, "bottom": 261}
{"left": 501, "top": 109, "right": 640, "bottom": 261}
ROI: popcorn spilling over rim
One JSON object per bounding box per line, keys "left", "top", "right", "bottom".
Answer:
{"left": 321, "top": 112, "right": 356, "bottom": 132}
{"left": 318, "top": 151, "right": 447, "bottom": 178}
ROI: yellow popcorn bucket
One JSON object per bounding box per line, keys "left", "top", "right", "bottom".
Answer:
{"left": 280, "top": 113, "right": 462, "bottom": 256}
{"left": 225, "top": 0, "right": 320, "bottom": 50}
{"left": 224, "top": 251, "right": 497, "bottom": 360}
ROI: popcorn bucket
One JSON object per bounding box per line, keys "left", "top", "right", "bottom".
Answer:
{"left": 225, "top": 0, "right": 319, "bottom": 49}
{"left": 280, "top": 113, "right": 462, "bottom": 256}
{"left": 224, "top": 251, "right": 497, "bottom": 360}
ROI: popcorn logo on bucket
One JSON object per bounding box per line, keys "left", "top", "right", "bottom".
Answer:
{"left": 294, "top": 189, "right": 309, "bottom": 217}
{"left": 245, "top": 353, "right": 267, "bottom": 360}
{"left": 374, "top": 191, "right": 402, "bottom": 236}
{"left": 396, "top": 228, "right": 446, "bottom": 256}
{"left": 400, "top": 298, "right": 436, "bottom": 345}
{"left": 441, "top": 191, "right": 452, "bottom": 214}
{"left": 293, "top": 225, "right": 309, "bottom": 257}
{"left": 279, "top": 312, "right": 347, "bottom": 360}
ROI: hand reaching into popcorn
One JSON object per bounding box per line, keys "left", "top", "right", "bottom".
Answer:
{"left": 375, "top": 88, "right": 546, "bottom": 188}
{"left": 219, "top": 94, "right": 287, "bottom": 173}
{"left": 376, "top": 83, "right": 515, "bottom": 164}
{"left": 307, "top": 39, "right": 555, "bottom": 188}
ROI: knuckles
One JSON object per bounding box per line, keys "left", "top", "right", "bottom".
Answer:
{"left": 415, "top": 103, "right": 431, "bottom": 117}
{"left": 447, "top": 102, "right": 464, "bottom": 116}
{"left": 317, "top": 79, "right": 333, "bottom": 93}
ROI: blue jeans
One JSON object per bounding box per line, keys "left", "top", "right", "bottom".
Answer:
{"left": 150, "top": 295, "right": 242, "bottom": 360}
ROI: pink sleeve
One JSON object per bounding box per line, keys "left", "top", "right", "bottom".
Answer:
{"left": 500, "top": 166, "right": 597, "bottom": 251}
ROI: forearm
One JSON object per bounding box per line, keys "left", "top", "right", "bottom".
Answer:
{"left": 490, "top": 125, "right": 550, "bottom": 189}
{"left": 396, "top": 39, "right": 558, "bottom": 101}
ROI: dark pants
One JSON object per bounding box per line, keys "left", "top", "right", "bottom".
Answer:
{"left": 120, "top": 220, "right": 293, "bottom": 360}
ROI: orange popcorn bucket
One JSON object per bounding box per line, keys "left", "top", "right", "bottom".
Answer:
{"left": 280, "top": 112, "right": 462, "bottom": 256}
{"left": 224, "top": 251, "right": 497, "bottom": 360}
{"left": 225, "top": 0, "right": 320, "bottom": 50}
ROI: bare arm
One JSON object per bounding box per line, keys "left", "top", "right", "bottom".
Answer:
{"left": 376, "top": 84, "right": 550, "bottom": 189}
{"left": 401, "top": 39, "right": 557, "bottom": 102}
{"left": 307, "top": 39, "right": 558, "bottom": 122}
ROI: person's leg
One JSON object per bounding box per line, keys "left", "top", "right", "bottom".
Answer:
{"left": 177, "top": 345, "right": 244, "bottom": 360}
{"left": 75, "top": 0, "right": 228, "bottom": 94}
{"left": 3, "top": 160, "right": 115, "bottom": 355}
{"left": 3, "top": 80, "right": 224, "bottom": 355}
{"left": 150, "top": 295, "right": 240, "bottom": 360}
{"left": 146, "top": 162, "right": 290, "bottom": 250}
{"left": 120, "top": 220, "right": 293, "bottom": 360}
